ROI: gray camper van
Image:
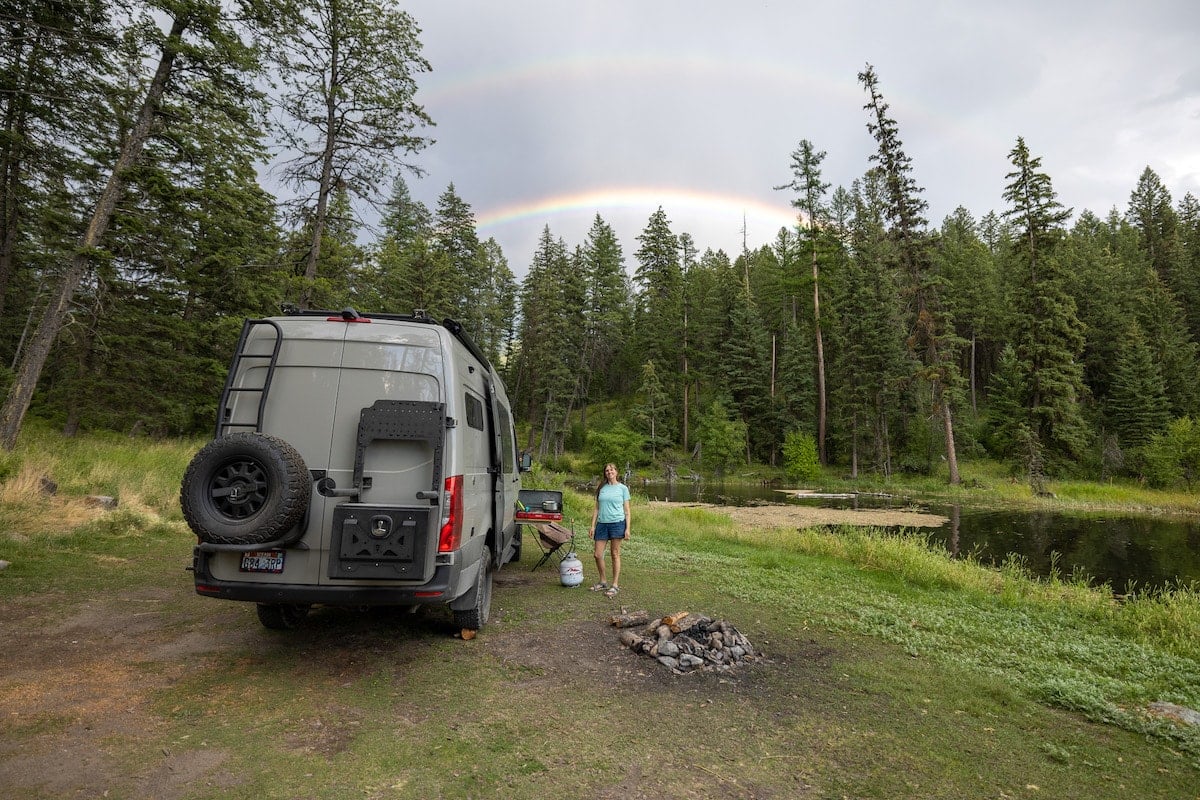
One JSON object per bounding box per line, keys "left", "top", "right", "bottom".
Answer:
{"left": 182, "top": 308, "right": 524, "bottom": 631}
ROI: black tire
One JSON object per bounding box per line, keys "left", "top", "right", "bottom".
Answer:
{"left": 452, "top": 546, "right": 493, "bottom": 631}
{"left": 180, "top": 432, "right": 310, "bottom": 545}
{"left": 256, "top": 603, "right": 310, "bottom": 630}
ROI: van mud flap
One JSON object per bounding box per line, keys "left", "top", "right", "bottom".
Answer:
{"left": 329, "top": 505, "right": 431, "bottom": 580}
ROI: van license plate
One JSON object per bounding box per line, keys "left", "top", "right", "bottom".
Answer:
{"left": 239, "top": 551, "right": 284, "bottom": 573}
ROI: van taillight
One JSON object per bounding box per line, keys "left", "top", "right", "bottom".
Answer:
{"left": 438, "top": 475, "right": 464, "bottom": 552}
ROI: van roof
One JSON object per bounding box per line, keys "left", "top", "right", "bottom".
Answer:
{"left": 277, "top": 307, "right": 493, "bottom": 374}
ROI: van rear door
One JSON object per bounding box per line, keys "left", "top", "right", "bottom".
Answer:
{"left": 320, "top": 320, "right": 446, "bottom": 584}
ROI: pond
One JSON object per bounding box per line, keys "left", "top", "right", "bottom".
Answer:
{"left": 638, "top": 481, "right": 1200, "bottom": 593}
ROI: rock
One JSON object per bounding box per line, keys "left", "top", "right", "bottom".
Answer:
{"left": 656, "top": 655, "right": 680, "bottom": 670}
{"left": 85, "top": 495, "right": 118, "bottom": 509}
{"left": 1148, "top": 701, "right": 1200, "bottom": 726}
{"left": 679, "top": 654, "right": 704, "bottom": 669}
{"left": 618, "top": 630, "right": 644, "bottom": 648}
{"left": 0, "top": 560, "right": 10, "bottom": 570}
{"left": 657, "top": 640, "right": 680, "bottom": 658}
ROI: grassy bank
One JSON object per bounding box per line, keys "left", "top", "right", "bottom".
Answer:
{"left": 1, "top": 430, "right": 1198, "bottom": 797}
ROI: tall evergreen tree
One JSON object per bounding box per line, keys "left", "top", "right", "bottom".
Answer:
{"left": 632, "top": 206, "right": 682, "bottom": 437}
{"left": 723, "top": 273, "right": 773, "bottom": 461}
{"left": 433, "top": 183, "right": 488, "bottom": 335}
{"left": 858, "top": 64, "right": 961, "bottom": 482}
{"left": 1127, "top": 166, "right": 1177, "bottom": 285}
{"left": 828, "top": 174, "right": 909, "bottom": 475}
{"left": 270, "top": 0, "right": 432, "bottom": 308}
{"left": 1001, "top": 136, "right": 1090, "bottom": 470}
{"left": 513, "top": 227, "right": 582, "bottom": 456}
{"left": 1106, "top": 325, "right": 1170, "bottom": 452}
{"left": 936, "top": 207, "right": 1002, "bottom": 415}
{"left": 776, "top": 139, "right": 831, "bottom": 462}
{"left": 0, "top": 0, "right": 115, "bottom": 330}
{"left": 1174, "top": 193, "right": 1200, "bottom": 343}
{"left": 1, "top": 1, "right": 269, "bottom": 449}
{"left": 579, "top": 214, "right": 630, "bottom": 409}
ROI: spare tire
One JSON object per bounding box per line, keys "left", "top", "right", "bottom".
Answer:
{"left": 181, "top": 432, "right": 310, "bottom": 545}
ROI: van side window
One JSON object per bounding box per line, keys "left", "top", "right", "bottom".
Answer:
{"left": 498, "top": 404, "right": 515, "bottom": 473}
{"left": 465, "top": 392, "right": 485, "bottom": 431}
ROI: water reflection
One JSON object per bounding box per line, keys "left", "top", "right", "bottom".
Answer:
{"left": 638, "top": 481, "right": 1200, "bottom": 592}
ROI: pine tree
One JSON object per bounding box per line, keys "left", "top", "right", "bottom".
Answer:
{"left": 1174, "top": 193, "right": 1200, "bottom": 343}
{"left": 513, "top": 227, "right": 582, "bottom": 456}
{"left": 1106, "top": 326, "right": 1170, "bottom": 452}
{"left": 633, "top": 360, "right": 670, "bottom": 459}
{"left": 1001, "top": 136, "right": 1090, "bottom": 469}
{"left": 476, "top": 238, "right": 516, "bottom": 366}
{"left": 632, "top": 206, "right": 682, "bottom": 433}
{"left": 270, "top": 0, "right": 432, "bottom": 308}
{"left": 1, "top": 1, "right": 269, "bottom": 449}
{"left": 0, "top": 0, "right": 115, "bottom": 329}
{"left": 857, "top": 64, "right": 961, "bottom": 482}
{"left": 1127, "top": 166, "right": 1178, "bottom": 285}
{"left": 723, "top": 274, "right": 773, "bottom": 461}
{"left": 827, "top": 174, "right": 909, "bottom": 475}
{"left": 936, "top": 207, "right": 1001, "bottom": 416}
{"left": 433, "top": 183, "right": 487, "bottom": 335}
{"left": 776, "top": 139, "right": 831, "bottom": 462}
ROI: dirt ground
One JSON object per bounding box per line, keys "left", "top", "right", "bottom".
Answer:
{"left": 0, "top": 500, "right": 941, "bottom": 798}
{"left": 0, "top": 564, "right": 824, "bottom": 800}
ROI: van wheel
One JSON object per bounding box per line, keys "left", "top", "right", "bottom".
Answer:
{"left": 256, "top": 603, "right": 310, "bottom": 630}
{"left": 452, "top": 546, "right": 493, "bottom": 631}
{"left": 181, "top": 433, "right": 310, "bottom": 545}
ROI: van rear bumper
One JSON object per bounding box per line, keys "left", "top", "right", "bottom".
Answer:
{"left": 192, "top": 549, "right": 453, "bottom": 606}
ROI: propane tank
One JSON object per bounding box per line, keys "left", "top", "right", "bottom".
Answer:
{"left": 559, "top": 552, "right": 584, "bottom": 587}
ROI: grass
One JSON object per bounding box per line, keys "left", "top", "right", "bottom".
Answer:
{"left": 2, "top": 428, "right": 1199, "bottom": 798}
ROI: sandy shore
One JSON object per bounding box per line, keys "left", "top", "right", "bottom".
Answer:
{"left": 648, "top": 500, "right": 949, "bottom": 529}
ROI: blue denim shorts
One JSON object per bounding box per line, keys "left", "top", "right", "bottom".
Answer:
{"left": 594, "top": 520, "right": 626, "bottom": 540}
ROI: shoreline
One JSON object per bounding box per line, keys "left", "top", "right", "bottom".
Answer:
{"left": 647, "top": 500, "right": 950, "bottom": 529}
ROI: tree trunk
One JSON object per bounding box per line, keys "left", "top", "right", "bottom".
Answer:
{"left": 812, "top": 247, "right": 827, "bottom": 465}
{"left": 0, "top": 25, "right": 39, "bottom": 318}
{"left": 970, "top": 332, "right": 977, "bottom": 415}
{"left": 940, "top": 386, "right": 961, "bottom": 484}
{"left": 300, "top": 3, "right": 341, "bottom": 310}
{"left": 0, "top": 14, "right": 189, "bottom": 451}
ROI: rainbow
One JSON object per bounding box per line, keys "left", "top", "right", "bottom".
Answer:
{"left": 474, "top": 187, "right": 803, "bottom": 252}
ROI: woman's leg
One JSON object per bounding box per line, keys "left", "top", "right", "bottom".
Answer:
{"left": 592, "top": 537, "right": 607, "bottom": 585}
{"left": 609, "top": 536, "right": 622, "bottom": 587}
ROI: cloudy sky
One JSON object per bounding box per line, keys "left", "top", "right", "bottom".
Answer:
{"left": 394, "top": 0, "right": 1200, "bottom": 274}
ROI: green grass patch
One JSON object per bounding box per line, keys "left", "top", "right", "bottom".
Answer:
{"left": 3, "top": 431, "right": 1199, "bottom": 798}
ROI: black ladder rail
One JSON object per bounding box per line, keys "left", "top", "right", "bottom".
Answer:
{"left": 215, "top": 319, "right": 283, "bottom": 438}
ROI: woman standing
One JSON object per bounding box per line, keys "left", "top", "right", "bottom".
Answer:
{"left": 589, "top": 462, "right": 630, "bottom": 598}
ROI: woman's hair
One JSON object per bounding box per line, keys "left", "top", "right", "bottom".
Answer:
{"left": 595, "top": 462, "right": 618, "bottom": 498}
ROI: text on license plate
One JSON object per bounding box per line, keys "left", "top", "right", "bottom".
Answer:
{"left": 239, "top": 551, "right": 284, "bottom": 573}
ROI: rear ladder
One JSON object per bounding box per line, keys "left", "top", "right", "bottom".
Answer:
{"left": 215, "top": 319, "right": 283, "bottom": 437}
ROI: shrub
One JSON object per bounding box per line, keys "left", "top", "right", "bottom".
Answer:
{"left": 782, "top": 429, "right": 821, "bottom": 483}
{"left": 586, "top": 423, "right": 646, "bottom": 471}
{"left": 1142, "top": 417, "right": 1200, "bottom": 489}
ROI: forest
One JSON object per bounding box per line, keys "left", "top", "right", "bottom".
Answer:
{"left": 3, "top": 1, "right": 1199, "bottom": 490}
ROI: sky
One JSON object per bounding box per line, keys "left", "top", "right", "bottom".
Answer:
{"left": 391, "top": 0, "right": 1200, "bottom": 275}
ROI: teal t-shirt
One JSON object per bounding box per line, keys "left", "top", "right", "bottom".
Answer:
{"left": 597, "top": 482, "right": 630, "bottom": 523}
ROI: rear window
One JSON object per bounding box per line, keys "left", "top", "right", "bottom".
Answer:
{"left": 465, "top": 393, "right": 484, "bottom": 430}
